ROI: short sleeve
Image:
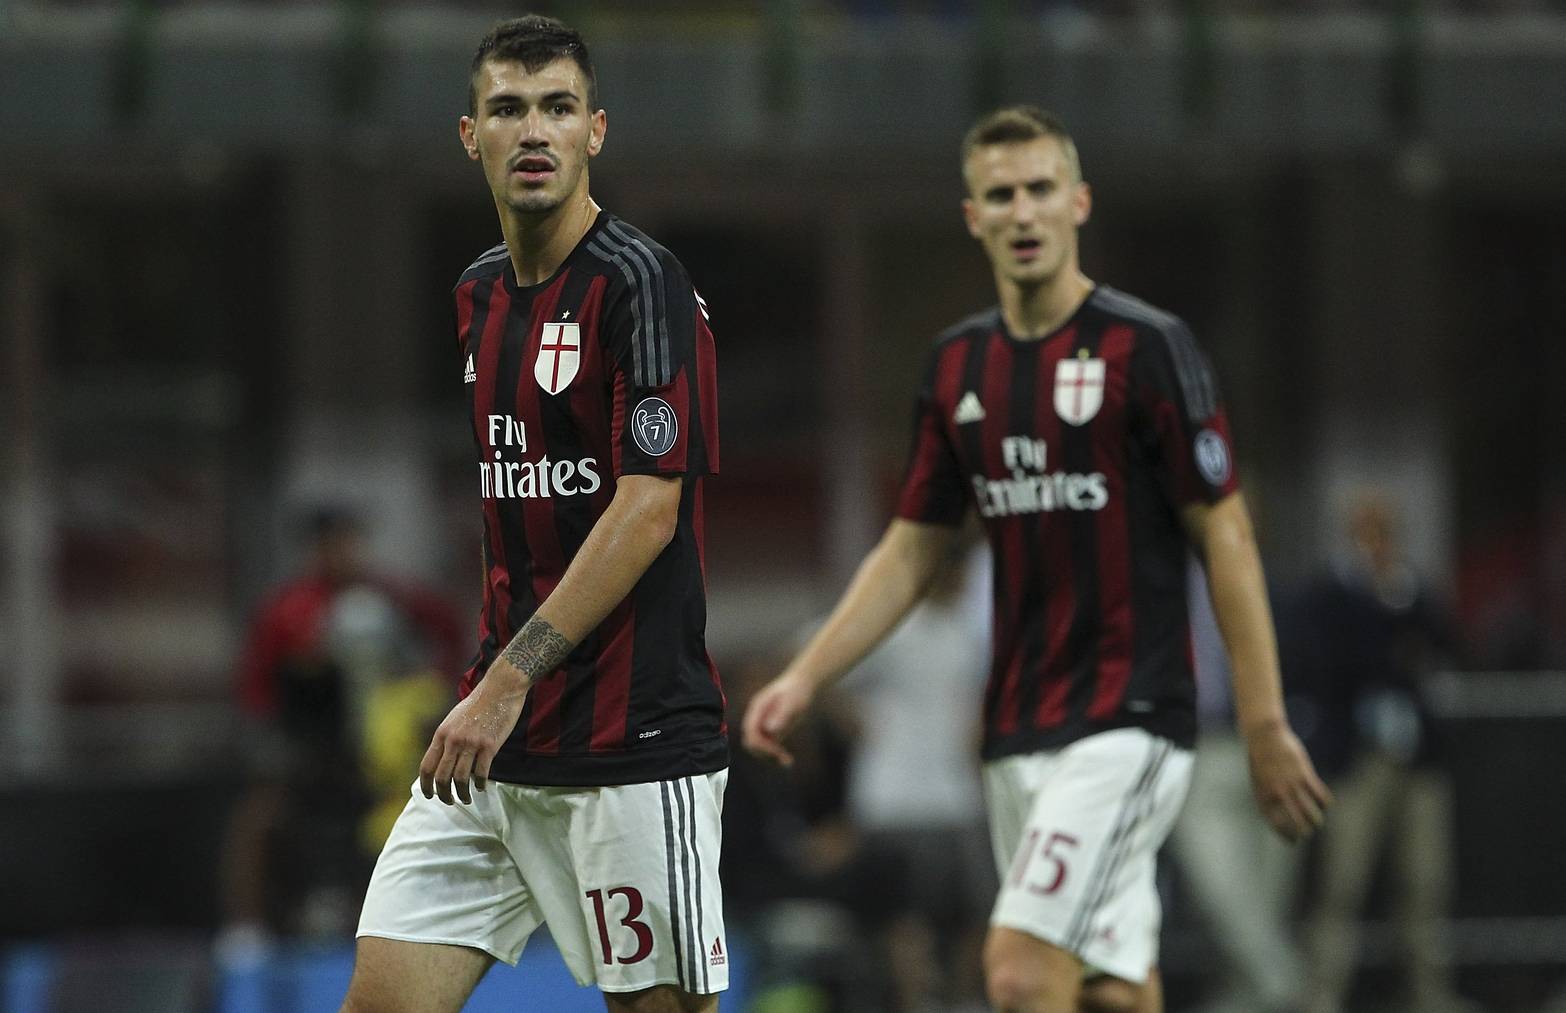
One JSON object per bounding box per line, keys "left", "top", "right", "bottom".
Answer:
{"left": 894, "top": 348, "right": 969, "bottom": 526}
{"left": 1131, "top": 322, "right": 1241, "bottom": 507}
{"left": 598, "top": 235, "right": 719, "bottom": 479}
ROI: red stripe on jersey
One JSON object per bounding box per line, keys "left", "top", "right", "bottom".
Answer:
{"left": 455, "top": 278, "right": 483, "bottom": 695}
{"left": 519, "top": 273, "right": 571, "bottom": 753}
{"left": 462, "top": 278, "right": 515, "bottom": 699}
{"left": 696, "top": 310, "right": 720, "bottom": 471}
{"left": 610, "top": 369, "right": 627, "bottom": 478}
{"left": 1032, "top": 326, "right": 1079, "bottom": 731}
{"left": 588, "top": 599, "right": 635, "bottom": 752}
{"left": 455, "top": 279, "right": 478, "bottom": 351}
{"left": 1087, "top": 324, "right": 1137, "bottom": 721}
{"left": 896, "top": 342, "right": 966, "bottom": 519}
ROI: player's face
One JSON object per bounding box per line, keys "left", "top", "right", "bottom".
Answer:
{"left": 962, "top": 137, "right": 1091, "bottom": 287}
{"left": 459, "top": 58, "right": 606, "bottom": 217}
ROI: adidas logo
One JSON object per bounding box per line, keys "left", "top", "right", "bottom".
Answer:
{"left": 708, "top": 937, "right": 726, "bottom": 967}
{"left": 463, "top": 353, "right": 476, "bottom": 384}
{"left": 954, "top": 391, "right": 986, "bottom": 424}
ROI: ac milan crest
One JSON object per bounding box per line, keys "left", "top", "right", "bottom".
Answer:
{"left": 535, "top": 322, "right": 581, "bottom": 395}
{"left": 1054, "top": 355, "right": 1105, "bottom": 426}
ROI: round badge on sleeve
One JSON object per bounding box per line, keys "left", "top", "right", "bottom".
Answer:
{"left": 632, "top": 396, "right": 679, "bottom": 457}
{"left": 1194, "top": 428, "right": 1232, "bottom": 486}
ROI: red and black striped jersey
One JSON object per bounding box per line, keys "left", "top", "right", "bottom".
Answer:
{"left": 896, "top": 286, "right": 1240, "bottom": 758}
{"left": 453, "top": 213, "right": 724, "bottom": 787}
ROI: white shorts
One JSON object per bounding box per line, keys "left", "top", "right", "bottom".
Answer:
{"left": 983, "top": 728, "right": 1192, "bottom": 984}
{"left": 357, "top": 772, "right": 729, "bottom": 995}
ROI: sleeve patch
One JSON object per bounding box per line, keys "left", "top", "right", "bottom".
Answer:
{"left": 631, "top": 396, "right": 679, "bottom": 457}
{"left": 1194, "top": 428, "right": 1232, "bottom": 486}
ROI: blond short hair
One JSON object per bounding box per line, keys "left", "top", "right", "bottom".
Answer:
{"left": 961, "top": 106, "right": 1082, "bottom": 183}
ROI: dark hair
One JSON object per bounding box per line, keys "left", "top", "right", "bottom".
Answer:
{"left": 468, "top": 15, "right": 597, "bottom": 116}
{"left": 961, "top": 105, "right": 1081, "bottom": 182}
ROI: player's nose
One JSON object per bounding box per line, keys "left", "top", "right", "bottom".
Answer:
{"left": 519, "top": 109, "right": 551, "bottom": 145}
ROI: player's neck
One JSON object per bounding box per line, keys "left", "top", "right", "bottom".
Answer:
{"left": 998, "top": 270, "right": 1094, "bottom": 340}
{"left": 500, "top": 191, "right": 600, "bottom": 287}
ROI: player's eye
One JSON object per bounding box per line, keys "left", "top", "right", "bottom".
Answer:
{"left": 985, "top": 187, "right": 1013, "bottom": 204}
{"left": 494, "top": 104, "right": 518, "bottom": 117}
{"left": 1028, "top": 181, "right": 1056, "bottom": 196}
{"left": 551, "top": 103, "right": 572, "bottom": 116}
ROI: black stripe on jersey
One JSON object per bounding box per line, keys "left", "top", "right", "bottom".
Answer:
{"left": 672, "top": 776, "right": 699, "bottom": 989}
{"left": 1064, "top": 736, "right": 1169, "bottom": 951}
{"left": 495, "top": 287, "right": 540, "bottom": 665}
{"left": 1061, "top": 325, "right": 1106, "bottom": 730}
{"left": 1010, "top": 342, "right": 1053, "bottom": 728}
{"left": 460, "top": 242, "right": 510, "bottom": 283}
{"left": 1161, "top": 323, "right": 1218, "bottom": 422}
{"left": 585, "top": 237, "right": 651, "bottom": 388}
{"left": 659, "top": 782, "right": 688, "bottom": 991}
{"left": 953, "top": 334, "right": 993, "bottom": 490}
{"left": 546, "top": 266, "right": 608, "bottom": 756}
{"left": 1094, "top": 287, "right": 1216, "bottom": 422}
{"left": 684, "top": 777, "right": 709, "bottom": 993}
{"left": 604, "top": 221, "right": 672, "bottom": 387}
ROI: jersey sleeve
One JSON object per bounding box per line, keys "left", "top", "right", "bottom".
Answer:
{"left": 894, "top": 347, "right": 968, "bottom": 526}
{"left": 600, "top": 245, "right": 719, "bottom": 479}
{"left": 1131, "top": 321, "right": 1241, "bottom": 508}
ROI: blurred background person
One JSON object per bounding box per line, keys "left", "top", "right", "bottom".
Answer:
{"left": 839, "top": 542, "right": 994, "bottom": 1013}
{"left": 218, "top": 507, "right": 461, "bottom": 960}
{"left": 1291, "top": 491, "right": 1473, "bottom": 1013}
{"left": 1169, "top": 558, "right": 1306, "bottom": 1013}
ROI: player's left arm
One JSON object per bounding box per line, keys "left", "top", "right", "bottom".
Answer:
{"left": 420, "top": 474, "right": 681, "bottom": 805}
{"left": 1182, "top": 493, "right": 1332, "bottom": 842}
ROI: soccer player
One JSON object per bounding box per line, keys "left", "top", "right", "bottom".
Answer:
{"left": 345, "top": 16, "right": 725, "bottom": 1013}
{"left": 742, "top": 106, "right": 1330, "bottom": 1013}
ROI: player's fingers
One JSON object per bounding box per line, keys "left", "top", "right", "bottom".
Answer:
{"left": 743, "top": 724, "right": 793, "bottom": 767}
{"left": 452, "top": 750, "right": 476, "bottom": 805}
{"left": 474, "top": 748, "right": 493, "bottom": 793}
{"left": 1295, "top": 784, "right": 1326, "bottom": 830}
{"left": 419, "top": 738, "right": 444, "bottom": 799}
{"left": 1280, "top": 792, "right": 1315, "bottom": 840}
{"left": 1306, "top": 770, "right": 1334, "bottom": 809}
{"left": 432, "top": 746, "right": 458, "bottom": 806}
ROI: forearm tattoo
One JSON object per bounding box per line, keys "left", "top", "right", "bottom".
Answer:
{"left": 500, "top": 617, "right": 575, "bottom": 682}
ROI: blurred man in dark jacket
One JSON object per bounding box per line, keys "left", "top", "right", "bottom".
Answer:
{"left": 1291, "top": 492, "right": 1473, "bottom": 1013}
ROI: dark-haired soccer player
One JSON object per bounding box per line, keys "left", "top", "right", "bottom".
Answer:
{"left": 743, "top": 107, "right": 1330, "bottom": 1013}
{"left": 345, "top": 15, "right": 725, "bottom": 1013}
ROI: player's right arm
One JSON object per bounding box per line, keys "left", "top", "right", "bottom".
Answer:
{"left": 743, "top": 518, "right": 957, "bottom": 766}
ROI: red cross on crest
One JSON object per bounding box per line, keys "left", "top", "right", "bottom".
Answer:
{"left": 535, "top": 322, "right": 581, "bottom": 395}
{"left": 1054, "top": 356, "right": 1105, "bottom": 426}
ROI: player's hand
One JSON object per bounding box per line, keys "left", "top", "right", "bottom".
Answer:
{"left": 741, "top": 671, "right": 817, "bottom": 768}
{"left": 1243, "top": 719, "right": 1333, "bottom": 842}
{"left": 419, "top": 662, "right": 529, "bottom": 805}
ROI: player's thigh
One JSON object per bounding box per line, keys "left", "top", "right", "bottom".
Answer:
{"left": 341, "top": 936, "right": 493, "bottom": 1013}
{"left": 513, "top": 770, "right": 730, "bottom": 996}
{"left": 357, "top": 782, "right": 543, "bottom": 966}
{"left": 983, "top": 924, "right": 1082, "bottom": 1012}
{"left": 603, "top": 984, "right": 718, "bottom": 1012}
{"left": 986, "top": 730, "right": 1191, "bottom": 985}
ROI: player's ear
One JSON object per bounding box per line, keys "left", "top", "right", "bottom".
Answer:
{"left": 459, "top": 116, "right": 481, "bottom": 162}
{"left": 1073, "top": 182, "right": 1092, "bottom": 227}
{"left": 587, "top": 108, "right": 607, "bottom": 157}
{"left": 962, "top": 197, "right": 981, "bottom": 239}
